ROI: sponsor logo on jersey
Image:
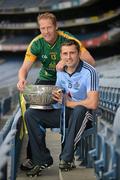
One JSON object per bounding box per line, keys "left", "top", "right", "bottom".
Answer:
{"left": 42, "top": 55, "right": 48, "bottom": 59}
{"left": 74, "top": 82, "right": 80, "bottom": 89}
{"left": 50, "top": 52, "right": 57, "bottom": 60}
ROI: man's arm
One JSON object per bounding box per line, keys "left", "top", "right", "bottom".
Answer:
{"left": 80, "top": 49, "right": 95, "bottom": 67}
{"left": 65, "top": 91, "right": 99, "bottom": 110}
{"left": 17, "top": 60, "right": 33, "bottom": 92}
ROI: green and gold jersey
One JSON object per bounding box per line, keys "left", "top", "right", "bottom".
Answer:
{"left": 24, "top": 30, "right": 85, "bottom": 81}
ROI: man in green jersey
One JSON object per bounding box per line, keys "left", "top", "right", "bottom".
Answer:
{"left": 17, "top": 12, "right": 95, "bottom": 171}
{"left": 17, "top": 12, "right": 95, "bottom": 91}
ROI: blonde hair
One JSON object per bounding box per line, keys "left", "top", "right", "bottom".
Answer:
{"left": 37, "top": 12, "right": 57, "bottom": 26}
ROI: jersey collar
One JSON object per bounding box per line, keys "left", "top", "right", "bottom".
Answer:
{"left": 47, "top": 33, "right": 58, "bottom": 49}
{"left": 64, "top": 60, "right": 83, "bottom": 76}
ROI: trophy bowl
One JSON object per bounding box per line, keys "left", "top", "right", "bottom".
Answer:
{"left": 23, "top": 84, "right": 61, "bottom": 109}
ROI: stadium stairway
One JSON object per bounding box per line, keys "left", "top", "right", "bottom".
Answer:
{"left": 16, "top": 129, "right": 96, "bottom": 180}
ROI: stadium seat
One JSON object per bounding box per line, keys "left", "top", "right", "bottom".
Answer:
{"left": 102, "top": 127, "right": 117, "bottom": 180}
{"left": 94, "top": 120, "right": 108, "bottom": 179}
{"left": 115, "top": 134, "right": 120, "bottom": 180}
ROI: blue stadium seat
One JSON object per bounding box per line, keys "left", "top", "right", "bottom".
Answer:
{"left": 94, "top": 120, "right": 108, "bottom": 179}
{"left": 115, "top": 134, "right": 120, "bottom": 180}
{"left": 99, "top": 86, "right": 120, "bottom": 124}
{"left": 91, "top": 118, "right": 120, "bottom": 180}
{"left": 2, "top": 96, "right": 12, "bottom": 116}
{"left": 102, "top": 127, "right": 117, "bottom": 180}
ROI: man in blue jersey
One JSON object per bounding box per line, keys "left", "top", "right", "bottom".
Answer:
{"left": 24, "top": 40, "right": 99, "bottom": 176}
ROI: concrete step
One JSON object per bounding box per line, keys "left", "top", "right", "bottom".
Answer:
{"left": 59, "top": 167, "right": 96, "bottom": 180}
{"left": 16, "top": 129, "right": 61, "bottom": 180}
{"left": 16, "top": 129, "right": 96, "bottom": 180}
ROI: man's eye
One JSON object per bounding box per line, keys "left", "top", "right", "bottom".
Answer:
{"left": 40, "top": 28, "right": 44, "bottom": 30}
{"left": 48, "top": 26, "right": 51, "bottom": 28}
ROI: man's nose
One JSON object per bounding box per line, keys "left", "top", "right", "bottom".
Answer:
{"left": 44, "top": 28, "right": 48, "bottom": 33}
{"left": 67, "top": 53, "right": 71, "bottom": 58}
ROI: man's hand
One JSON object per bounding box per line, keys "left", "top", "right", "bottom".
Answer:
{"left": 56, "top": 60, "right": 65, "bottom": 71}
{"left": 17, "top": 79, "right": 27, "bottom": 92}
{"left": 52, "top": 89, "right": 63, "bottom": 104}
{"left": 65, "top": 94, "right": 78, "bottom": 108}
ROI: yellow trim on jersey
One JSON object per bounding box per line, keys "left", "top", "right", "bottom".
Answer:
{"left": 24, "top": 31, "right": 86, "bottom": 63}
{"left": 24, "top": 34, "right": 43, "bottom": 62}
{"left": 58, "top": 31, "right": 86, "bottom": 52}
{"left": 24, "top": 52, "right": 37, "bottom": 62}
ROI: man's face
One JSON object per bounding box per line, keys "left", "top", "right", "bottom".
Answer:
{"left": 61, "top": 45, "right": 80, "bottom": 68}
{"left": 39, "top": 18, "right": 57, "bottom": 44}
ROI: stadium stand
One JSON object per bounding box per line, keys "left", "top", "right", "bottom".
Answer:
{"left": 0, "top": 0, "right": 120, "bottom": 56}
{"left": 0, "top": 0, "right": 120, "bottom": 179}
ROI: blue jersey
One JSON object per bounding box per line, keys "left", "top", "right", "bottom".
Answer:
{"left": 56, "top": 61, "right": 99, "bottom": 101}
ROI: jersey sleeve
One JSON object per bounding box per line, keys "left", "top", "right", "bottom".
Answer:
{"left": 86, "top": 69, "right": 99, "bottom": 92}
{"left": 60, "top": 31, "right": 86, "bottom": 52}
{"left": 24, "top": 44, "right": 37, "bottom": 62}
{"left": 24, "top": 36, "right": 42, "bottom": 62}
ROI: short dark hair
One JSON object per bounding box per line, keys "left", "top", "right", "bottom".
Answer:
{"left": 60, "top": 40, "right": 80, "bottom": 52}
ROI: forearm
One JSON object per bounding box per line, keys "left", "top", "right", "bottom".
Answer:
{"left": 66, "top": 96, "right": 99, "bottom": 110}
{"left": 80, "top": 49, "right": 95, "bottom": 67}
{"left": 84, "top": 56, "right": 95, "bottom": 67}
{"left": 18, "top": 67, "right": 28, "bottom": 81}
{"left": 77, "top": 98, "right": 98, "bottom": 109}
{"left": 18, "top": 60, "right": 33, "bottom": 81}
{"left": 17, "top": 60, "right": 33, "bottom": 91}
